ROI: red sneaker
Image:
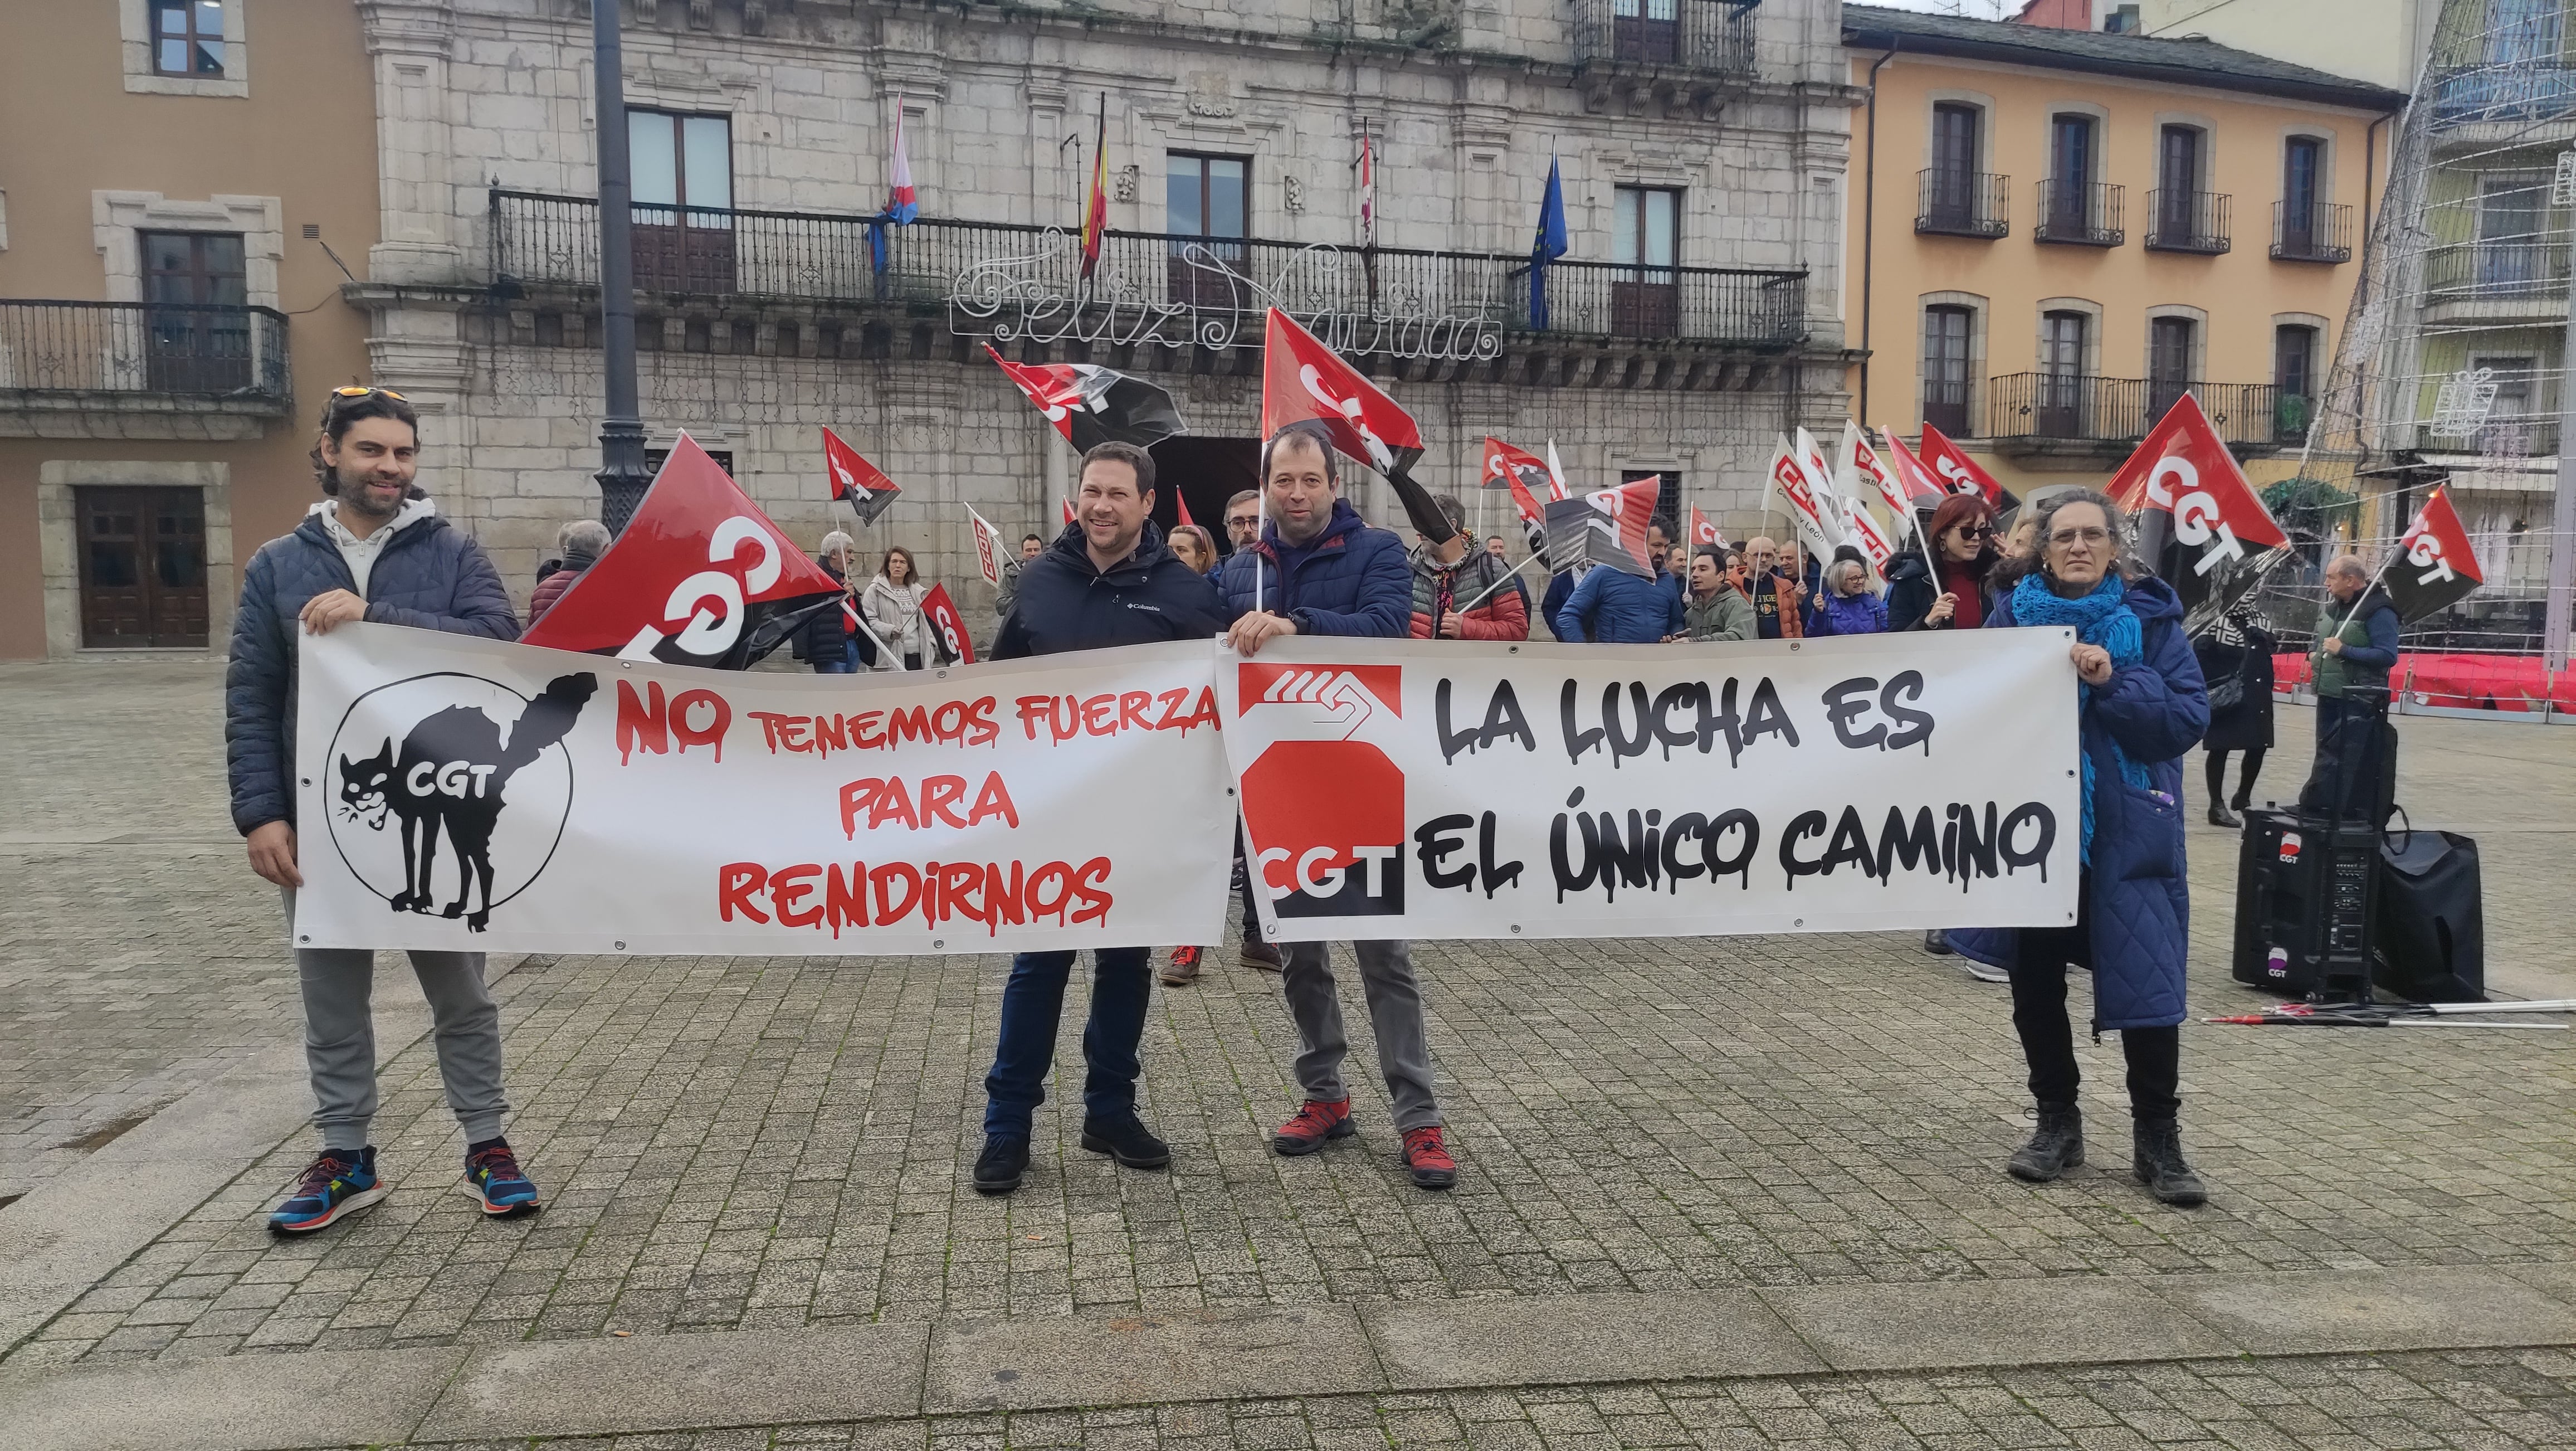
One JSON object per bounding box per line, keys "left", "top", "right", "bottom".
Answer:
{"left": 1159, "top": 944, "right": 1204, "bottom": 986}
{"left": 1272, "top": 1098, "right": 1355, "bottom": 1156}
{"left": 1400, "top": 1126, "right": 1457, "bottom": 1190}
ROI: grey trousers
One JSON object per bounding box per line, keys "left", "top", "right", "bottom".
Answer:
{"left": 286, "top": 893, "right": 509, "bottom": 1152}
{"left": 1279, "top": 939, "right": 1442, "bottom": 1131}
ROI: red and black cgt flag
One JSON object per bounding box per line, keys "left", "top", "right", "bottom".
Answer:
{"left": 520, "top": 435, "right": 844, "bottom": 670}
{"left": 2105, "top": 393, "right": 2291, "bottom": 615}
{"left": 984, "top": 343, "right": 1189, "bottom": 452}
{"left": 1542, "top": 478, "right": 1657, "bottom": 580}
{"left": 2386, "top": 484, "right": 2484, "bottom": 622}
{"left": 1479, "top": 436, "right": 1551, "bottom": 526}
{"left": 1260, "top": 307, "right": 1455, "bottom": 544}
{"left": 823, "top": 427, "right": 901, "bottom": 525}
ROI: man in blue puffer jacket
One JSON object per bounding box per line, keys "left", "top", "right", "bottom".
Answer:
{"left": 1215, "top": 422, "right": 1458, "bottom": 1191}
{"left": 225, "top": 387, "right": 531, "bottom": 1238}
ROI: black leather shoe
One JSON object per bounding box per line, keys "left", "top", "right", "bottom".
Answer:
{"left": 972, "top": 1135, "right": 1028, "bottom": 1195}
{"left": 1923, "top": 929, "right": 1954, "bottom": 956}
{"left": 2207, "top": 801, "right": 2242, "bottom": 829}
{"left": 1079, "top": 1114, "right": 1172, "bottom": 1170}
{"left": 2007, "top": 1102, "right": 2085, "bottom": 1182}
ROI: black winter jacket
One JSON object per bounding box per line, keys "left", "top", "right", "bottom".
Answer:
{"left": 224, "top": 502, "right": 519, "bottom": 835}
{"left": 992, "top": 520, "right": 1238, "bottom": 659}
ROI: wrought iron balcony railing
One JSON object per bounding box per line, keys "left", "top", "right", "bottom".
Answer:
{"left": 1916, "top": 170, "right": 2009, "bottom": 238}
{"left": 2423, "top": 241, "right": 2572, "bottom": 302}
{"left": 2426, "top": 64, "right": 2576, "bottom": 127}
{"left": 0, "top": 299, "right": 290, "bottom": 403}
{"left": 487, "top": 191, "right": 1809, "bottom": 356}
{"left": 2271, "top": 201, "right": 2353, "bottom": 263}
{"left": 1570, "top": 0, "right": 1758, "bottom": 77}
{"left": 1988, "top": 374, "right": 2294, "bottom": 446}
{"left": 2416, "top": 417, "right": 2561, "bottom": 459}
{"left": 2033, "top": 179, "right": 2124, "bottom": 247}
{"left": 2145, "top": 189, "right": 2231, "bottom": 255}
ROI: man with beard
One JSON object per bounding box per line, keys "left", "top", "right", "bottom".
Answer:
{"left": 975, "top": 441, "right": 1238, "bottom": 1194}
{"left": 1217, "top": 421, "right": 1460, "bottom": 1191}
{"left": 226, "top": 387, "right": 529, "bottom": 1235}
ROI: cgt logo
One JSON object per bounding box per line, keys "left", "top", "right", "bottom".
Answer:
{"left": 1237, "top": 663, "right": 1401, "bottom": 742}
{"left": 1237, "top": 662, "right": 1406, "bottom": 919}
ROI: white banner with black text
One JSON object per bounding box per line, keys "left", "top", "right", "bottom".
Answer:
{"left": 291, "top": 625, "right": 1236, "bottom": 955}
{"left": 1216, "top": 631, "right": 2084, "bottom": 942}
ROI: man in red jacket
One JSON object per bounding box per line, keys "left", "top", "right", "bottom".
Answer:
{"left": 1407, "top": 493, "right": 1529, "bottom": 640}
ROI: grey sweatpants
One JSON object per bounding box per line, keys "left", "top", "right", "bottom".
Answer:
{"left": 285, "top": 892, "right": 509, "bottom": 1153}
{"left": 1279, "top": 939, "right": 1442, "bottom": 1131}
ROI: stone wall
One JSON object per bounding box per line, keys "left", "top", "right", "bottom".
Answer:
{"left": 358, "top": 0, "right": 1856, "bottom": 613}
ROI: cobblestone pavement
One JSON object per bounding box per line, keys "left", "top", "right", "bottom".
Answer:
{"left": 359, "top": 1349, "right": 2576, "bottom": 1450}
{"left": 4, "top": 662, "right": 2575, "bottom": 1443}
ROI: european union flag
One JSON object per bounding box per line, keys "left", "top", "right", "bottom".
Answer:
{"left": 1530, "top": 156, "right": 1569, "bottom": 329}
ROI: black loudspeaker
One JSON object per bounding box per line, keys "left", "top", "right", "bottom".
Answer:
{"left": 2374, "top": 819, "right": 2487, "bottom": 1002}
{"left": 2231, "top": 807, "right": 2380, "bottom": 1001}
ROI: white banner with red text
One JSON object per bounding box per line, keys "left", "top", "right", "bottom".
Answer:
{"left": 1216, "top": 631, "right": 2083, "bottom": 942}
{"left": 291, "top": 625, "right": 1235, "bottom": 954}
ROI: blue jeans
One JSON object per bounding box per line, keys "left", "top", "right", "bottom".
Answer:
{"left": 983, "top": 947, "right": 1153, "bottom": 1138}
{"left": 812, "top": 638, "right": 860, "bottom": 673}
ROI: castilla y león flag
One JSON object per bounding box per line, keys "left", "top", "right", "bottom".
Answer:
{"left": 2387, "top": 484, "right": 2484, "bottom": 622}
{"left": 983, "top": 343, "right": 1189, "bottom": 452}
{"left": 521, "top": 434, "right": 843, "bottom": 670}
{"left": 2104, "top": 393, "right": 2290, "bottom": 612}
{"left": 823, "top": 427, "right": 901, "bottom": 525}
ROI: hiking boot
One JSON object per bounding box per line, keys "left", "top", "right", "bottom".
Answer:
{"left": 973, "top": 1134, "right": 1029, "bottom": 1195}
{"left": 1399, "top": 1126, "right": 1458, "bottom": 1190}
{"left": 268, "top": 1147, "right": 387, "bottom": 1235}
{"left": 1159, "top": 944, "right": 1204, "bottom": 987}
{"left": 1079, "top": 1114, "right": 1172, "bottom": 1170}
{"left": 1272, "top": 1098, "right": 1355, "bottom": 1156}
{"left": 1240, "top": 937, "right": 1285, "bottom": 972}
{"left": 1922, "top": 929, "right": 1954, "bottom": 956}
{"left": 2132, "top": 1118, "right": 2208, "bottom": 1207}
{"left": 2207, "top": 801, "right": 2242, "bottom": 829}
{"left": 2007, "top": 1103, "right": 2085, "bottom": 1182}
{"left": 461, "top": 1138, "right": 541, "bottom": 1218}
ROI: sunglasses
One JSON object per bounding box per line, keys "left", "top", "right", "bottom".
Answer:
{"left": 1955, "top": 524, "right": 1995, "bottom": 539}
{"left": 323, "top": 384, "right": 407, "bottom": 419}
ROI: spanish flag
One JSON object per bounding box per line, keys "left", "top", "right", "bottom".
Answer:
{"left": 1080, "top": 96, "right": 1109, "bottom": 281}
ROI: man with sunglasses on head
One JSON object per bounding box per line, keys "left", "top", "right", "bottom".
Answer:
{"left": 226, "top": 386, "right": 534, "bottom": 1236}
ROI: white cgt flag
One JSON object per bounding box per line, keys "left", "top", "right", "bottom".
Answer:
{"left": 1838, "top": 420, "right": 1914, "bottom": 542}
{"left": 963, "top": 503, "right": 1009, "bottom": 588}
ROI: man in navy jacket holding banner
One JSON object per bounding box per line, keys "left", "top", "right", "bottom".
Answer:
{"left": 974, "top": 441, "right": 1237, "bottom": 1195}
{"left": 1217, "top": 421, "right": 1459, "bottom": 1190}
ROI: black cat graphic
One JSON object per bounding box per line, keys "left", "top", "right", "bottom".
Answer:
{"left": 338, "top": 673, "right": 598, "bottom": 931}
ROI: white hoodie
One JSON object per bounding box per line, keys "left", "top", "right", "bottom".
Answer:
{"left": 309, "top": 494, "right": 436, "bottom": 598}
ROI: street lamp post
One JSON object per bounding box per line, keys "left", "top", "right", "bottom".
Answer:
{"left": 592, "top": 0, "right": 652, "bottom": 533}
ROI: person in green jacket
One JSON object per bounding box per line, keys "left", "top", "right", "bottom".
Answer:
{"left": 1673, "top": 545, "right": 1755, "bottom": 642}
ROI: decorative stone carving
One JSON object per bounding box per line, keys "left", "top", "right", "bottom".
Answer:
{"left": 1114, "top": 164, "right": 1139, "bottom": 203}
{"left": 1283, "top": 174, "right": 1305, "bottom": 213}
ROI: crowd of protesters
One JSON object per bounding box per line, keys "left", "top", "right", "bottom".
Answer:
{"left": 227, "top": 386, "right": 2237, "bottom": 1254}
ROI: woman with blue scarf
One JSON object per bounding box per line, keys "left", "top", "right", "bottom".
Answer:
{"left": 1952, "top": 489, "right": 2211, "bottom": 1207}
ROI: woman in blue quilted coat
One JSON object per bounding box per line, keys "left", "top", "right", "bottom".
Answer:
{"left": 1952, "top": 488, "right": 2211, "bottom": 1207}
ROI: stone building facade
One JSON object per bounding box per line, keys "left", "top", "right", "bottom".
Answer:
{"left": 352, "top": 0, "right": 1858, "bottom": 613}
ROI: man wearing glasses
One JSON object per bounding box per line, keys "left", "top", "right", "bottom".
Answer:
{"left": 227, "top": 386, "right": 532, "bottom": 1235}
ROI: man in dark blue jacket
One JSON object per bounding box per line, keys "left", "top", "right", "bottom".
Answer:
{"left": 2307, "top": 554, "right": 2401, "bottom": 823}
{"left": 974, "top": 441, "right": 1237, "bottom": 1195}
{"left": 1216, "top": 422, "right": 1458, "bottom": 1191}
{"left": 225, "top": 387, "right": 531, "bottom": 1236}
{"left": 1553, "top": 561, "right": 1685, "bottom": 644}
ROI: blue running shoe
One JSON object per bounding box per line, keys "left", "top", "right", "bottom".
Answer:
{"left": 268, "top": 1147, "right": 387, "bottom": 1235}
{"left": 461, "top": 1138, "right": 540, "bottom": 1217}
